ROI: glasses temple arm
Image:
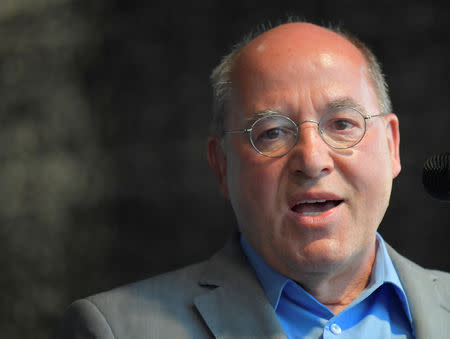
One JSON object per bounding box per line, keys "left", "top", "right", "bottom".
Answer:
{"left": 223, "top": 129, "right": 251, "bottom": 134}
{"left": 364, "top": 113, "right": 384, "bottom": 120}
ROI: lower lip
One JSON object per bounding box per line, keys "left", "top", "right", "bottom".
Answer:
{"left": 287, "top": 202, "right": 342, "bottom": 227}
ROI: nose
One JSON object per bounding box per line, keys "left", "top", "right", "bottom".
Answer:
{"left": 287, "top": 122, "right": 334, "bottom": 179}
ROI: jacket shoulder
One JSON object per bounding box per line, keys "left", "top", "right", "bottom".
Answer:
{"left": 57, "top": 261, "right": 214, "bottom": 339}
{"left": 89, "top": 260, "right": 208, "bottom": 304}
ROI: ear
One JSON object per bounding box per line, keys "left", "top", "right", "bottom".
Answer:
{"left": 384, "top": 113, "right": 401, "bottom": 178}
{"left": 207, "top": 136, "right": 229, "bottom": 198}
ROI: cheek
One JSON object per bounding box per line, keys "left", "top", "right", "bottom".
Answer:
{"left": 237, "top": 160, "right": 281, "bottom": 203}
{"left": 343, "top": 130, "right": 393, "bottom": 217}
{"left": 364, "top": 130, "right": 394, "bottom": 180}
{"left": 226, "top": 147, "right": 284, "bottom": 221}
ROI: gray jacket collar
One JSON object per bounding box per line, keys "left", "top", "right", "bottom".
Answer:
{"left": 386, "top": 244, "right": 450, "bottom": 339}
{"left": 194, "top": 235, "right": 449, "bottom": 339}
{"left": 194, "top": 234, "right": 287, "bottom": 339}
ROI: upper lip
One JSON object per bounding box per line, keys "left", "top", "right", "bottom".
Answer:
{"left": 288, "top": 192, "right": 343, "bottom": 209}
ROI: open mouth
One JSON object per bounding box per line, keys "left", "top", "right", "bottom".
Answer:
{"left": 291, "top": 199, "right": 343, "bottom": 216}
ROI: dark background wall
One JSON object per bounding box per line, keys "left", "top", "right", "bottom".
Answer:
{"left": 0, "top": 1, "right": 449, "bottom": 338}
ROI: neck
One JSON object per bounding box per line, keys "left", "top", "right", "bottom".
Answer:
{"left": 296, "top": 245, "right": 376, "bottom": 315}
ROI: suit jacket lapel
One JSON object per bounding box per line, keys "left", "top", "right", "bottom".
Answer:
{"left": 387, "top": 244, "right": 450, "bottom": 339}
{"left": 194, "top": 234, "right": 287, "bottom": 339}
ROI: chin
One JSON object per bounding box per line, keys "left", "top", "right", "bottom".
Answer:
{"left": 288, "top": 238, "right": 353, "bottom": 273}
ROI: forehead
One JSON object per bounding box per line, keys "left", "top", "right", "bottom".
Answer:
{"left": 235, "top": 23, "right": 366, "bottom": 76}
{"left": 229, "top": 23, "right": 373, "bottom": 116}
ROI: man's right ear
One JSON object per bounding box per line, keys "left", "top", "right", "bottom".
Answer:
{"left": 207, "top": 136, "right": 229, "bottom": 198}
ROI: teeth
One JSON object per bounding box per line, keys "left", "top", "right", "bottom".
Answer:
{"left": 295, "top": 199, "right": 326, "bottom": 206}
{"left": 300, "top": 212, "right": 322, "bottom": 216}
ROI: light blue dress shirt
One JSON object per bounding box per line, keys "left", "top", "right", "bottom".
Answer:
{"left": 240, "top": 233, "right": 414, "bottom": 338}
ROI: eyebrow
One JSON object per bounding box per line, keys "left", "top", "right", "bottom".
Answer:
{"left": 245, "top": 109, "right": 281, "bottom": 124}
{"left": 325, "top": 98, "right": 365, "bottom": 113}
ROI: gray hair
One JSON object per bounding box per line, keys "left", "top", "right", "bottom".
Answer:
{"left": 209, "top": 21, "right": 392, "bottom": 137}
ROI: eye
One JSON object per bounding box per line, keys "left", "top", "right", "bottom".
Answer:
{"left": 322, "top": 108, "right": 365, "bottom": 134}
{"left": 330, "top": 119, "right": 355, "bottom": 131}
{"left": 260, "top": 127, "right": 284, "bottom": 140}
{"left": 250, "top": 115, "right": 298, "bottom": 153}
{"left": 255, "top": 126, "right": 296, "bottom": 143}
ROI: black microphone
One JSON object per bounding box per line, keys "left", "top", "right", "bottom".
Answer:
{"left": 422, "top": 153, "right": 450, "bottom": 202}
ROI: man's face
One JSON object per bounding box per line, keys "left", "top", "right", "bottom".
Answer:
{"left": 208, "top": 23, "right": 401, "bottom": 280}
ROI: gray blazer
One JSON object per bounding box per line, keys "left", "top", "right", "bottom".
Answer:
{"left": 57, "top": 235, "right": 450, "bottom": 338}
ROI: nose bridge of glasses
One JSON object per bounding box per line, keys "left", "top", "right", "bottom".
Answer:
{"left": 296, "top": 119, "right": 320, "bottom": 129}
{"left": 295, "top": 120, "right": 321, "bottom": 138}
{"left": 293, "top": 119, "right": 325, "bottom": 148}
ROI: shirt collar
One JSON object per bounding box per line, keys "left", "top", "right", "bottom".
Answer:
{"left": 240, "top": 232, "right": 413, "bottom": 322}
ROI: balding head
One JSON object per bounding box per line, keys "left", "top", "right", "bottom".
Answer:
{"left": 237, "top": 23, "right": 361, "bottom": 66}
{"left": 231, "top": 23, "right": 372, "bottom": 115}
{"left": 210, "top": 21, "right": 391, "bottom": 136}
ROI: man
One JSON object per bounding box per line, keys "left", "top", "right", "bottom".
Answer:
{"left": 57, "top": 21, "right": 450, "bottom": 338}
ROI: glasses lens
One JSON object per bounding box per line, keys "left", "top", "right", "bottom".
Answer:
{"left": 250, "top": 115, "right": 297, "bottom": 157}
{"left": 319, "top": 108, "right": 366, "bottom": 149}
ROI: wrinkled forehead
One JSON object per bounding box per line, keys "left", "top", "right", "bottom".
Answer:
{"left": 231, "top": 23, "right": 368, "bottom": 87}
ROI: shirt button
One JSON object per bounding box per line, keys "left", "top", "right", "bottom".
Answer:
{"left": 330, "top": 323, "right": 342, "bottom": 335}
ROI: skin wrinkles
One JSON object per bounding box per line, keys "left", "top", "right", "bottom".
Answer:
{"left": 207, "top": 23, "right": 401, "bottom": 314}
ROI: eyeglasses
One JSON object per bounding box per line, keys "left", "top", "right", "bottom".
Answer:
{"left": 224, "top": 107, "right": 383, "bottom": 158}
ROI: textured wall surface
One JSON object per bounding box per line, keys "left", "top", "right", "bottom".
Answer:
{"left": 0, "top": 1, "right": 449, "bottom": 338}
